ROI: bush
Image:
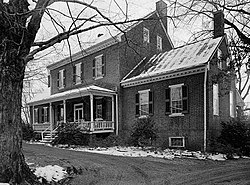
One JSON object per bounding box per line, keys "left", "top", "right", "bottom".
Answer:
{"left": 22, "top": 123, "right": 35, "bottom": 141}
{"left": 130, "top": 117, "right": 158, "bottom": 147}
{"left": 212, "top": 120, "right": 250, "bottom": 157}
{"left": 89, "top": 134, "right": 125, "bottom": 147}
{"left": 51, "top": 122, "right": 89, "bottom": 146}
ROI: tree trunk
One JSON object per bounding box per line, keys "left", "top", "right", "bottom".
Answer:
{"left": 0, "top": 54, "right": 39, "bottom": 184}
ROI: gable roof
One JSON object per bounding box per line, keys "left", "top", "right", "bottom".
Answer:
{"left": 121, "top": 36, "right": 224, "bottom": 86}
{"left": 47, "top": 10, "right": 173, "bottom": 71}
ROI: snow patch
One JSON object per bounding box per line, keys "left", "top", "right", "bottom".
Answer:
{"left": 34, "top": 165, "right": 67, "bottom": 182}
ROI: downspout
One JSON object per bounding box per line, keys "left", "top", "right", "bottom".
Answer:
{"left": 115, "top": 94, "right": 119, "bottom": 135}
{"left": 204, "top": 64, "right": 208, "bottom": 152}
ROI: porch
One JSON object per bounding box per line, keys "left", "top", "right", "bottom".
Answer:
{"left": 28, "top": 85, "right": 117, "bottom": 136}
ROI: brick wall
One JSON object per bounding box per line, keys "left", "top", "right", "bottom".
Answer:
{"left": 121, "top": 73, "right": 205, "bottom": 150}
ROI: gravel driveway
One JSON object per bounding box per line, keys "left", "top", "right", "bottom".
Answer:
{"left": 23, "top": 142, "right": 250, "bottom": 185}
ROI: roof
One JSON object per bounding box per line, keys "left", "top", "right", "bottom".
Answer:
{"left": 27, "top": 85, "right": 116, "bottom": 105}
{"left": 121, "top": 36, "right": 224, "bottom": 85}
{"left": 47, "top": 10, "right": 173, "bottom": 71}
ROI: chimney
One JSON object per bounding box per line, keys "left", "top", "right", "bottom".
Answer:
{"left": 156, "top": 0, "right": 168, "bottom": 30}
{"left": 213, "top": 11, "right": 225, "bottom": 38}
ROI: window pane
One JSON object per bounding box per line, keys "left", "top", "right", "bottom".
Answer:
{"left": 139, "top": 91, "right": 149, "bottom": 116}
{"left": 75, "top": 63, "right": 81, "bottom": 83}
{"left": 95, "top": 56, "right": 103, "bottom": 78}
{"left": 171, "top": 86, "right": 183, "bottom": 113}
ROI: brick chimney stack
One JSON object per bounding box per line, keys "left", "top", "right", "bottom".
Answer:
{"left": 156, "top": 0, "right": 168, "bottom": 31}
{"left": 213, "top": 11, "right": 225, "bottom": 38}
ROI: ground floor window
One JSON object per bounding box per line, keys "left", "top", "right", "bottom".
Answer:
{"left": 169, "top": 137, "right": 185, "bottom": 147}
{"left": 74, "top": 103, "right": 83, "bottom": 122}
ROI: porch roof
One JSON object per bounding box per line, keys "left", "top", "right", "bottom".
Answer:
{"left": 121, "top": 36, "right": 224, "bottom": 86}
{"left": 27, "top": 85, "right": 116, "bottom": 106}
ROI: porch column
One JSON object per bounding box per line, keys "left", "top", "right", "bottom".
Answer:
{"left": 112, "top": 96, "right": 115, "bottom": 130}
{"left": 32, "top": 105, "right": 35, "bottom": 129}
{"left": 49, "top": 103, "right": 53, "bottom": 129}
{"left": 90, "top": 94, "right": 94, "bottom": 131}
{"left": 63, "top": 100, "right": 66, "bottom": 123}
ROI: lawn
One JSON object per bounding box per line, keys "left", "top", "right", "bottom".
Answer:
{"left": 23, "top": 142, "right": 250, "bottom": 185}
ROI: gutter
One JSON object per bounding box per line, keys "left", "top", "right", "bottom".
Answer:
{"left": 204, "top": 64, "right": 208, "bottom": 152}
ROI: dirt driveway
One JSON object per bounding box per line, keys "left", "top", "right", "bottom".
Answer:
{"left": 23, "top": 142, "right": 250, "bottom": 185}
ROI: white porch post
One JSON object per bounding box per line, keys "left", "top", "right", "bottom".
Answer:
{"left": 115, "top": 94, "right": 119, "bottom": 135}
{"left": 111, "top": 96, "right": 115, "bottom": 130}
{"left": 63, "top": 100, "right": 66, "bottom": 123}
{"left": 90, "top": 94, "right": 94, "bottom": 131}
{"left": 49, "top": 103, "right": 53, "bottom": 128}
{"left": 32, "top": 105, "right": 35, "bottom": 129}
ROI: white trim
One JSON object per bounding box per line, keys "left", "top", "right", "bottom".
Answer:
{"left": 122, "top": 67, "right": 205, "bottom": 88}
{"left": 138, "top": 89, "right": 150, "bottom": 93}
{"left": 115, "top": 94, "right": 119, "bottom": 135}
{"left": 169, "top": 113, "right": 184, "bottom": 117}
{"left": 169, "top": 83, "right": 184, "bottom": 88}
{"left": 169, "top": 137, "right": 185, "bottom": 147}
{"left": 63, "top": 100, "right": 66, "bottom": 123}
{"left": 204, "top": 65, "right": 208, "bottom": 152}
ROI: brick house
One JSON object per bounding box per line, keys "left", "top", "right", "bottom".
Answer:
{"left": 27, "top": 1, "right": 173, "bottom": 139}
{"left": 120, "top": 11, "right": 240, "bottom": 151}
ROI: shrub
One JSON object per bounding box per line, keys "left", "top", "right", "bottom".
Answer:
{"left": 52, "top": 122, "right": 89, "bottom": 146}
{"left": 22, "top": 123, "right": 35, "bottom": 141}
{"left": 212, "top": 120, "right": 250, "bottom": 157}
{"left": 130, "top": 117, "right": 158, "bottom": 147}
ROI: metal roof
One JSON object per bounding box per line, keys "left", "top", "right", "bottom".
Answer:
{"left": 121, "top": 36, "right": 224, "bottom": 84}
{"left": 27, "top": 85, "right": 116, "bottom": 105}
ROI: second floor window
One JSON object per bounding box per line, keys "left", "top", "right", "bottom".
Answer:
{"left": 57, "top": 69, "right": 66, "bottom": 89}
{"left": 157, "top": 35, "right": 162, "bottom": 51}
{"left": 73, "top": 63, "right": 82, "bottom": 85}
{"left": 93, "top": 55, "right": 105, "bottom": 79}
{"left": 143, "top": 27, "right": 150, "bottom": 43}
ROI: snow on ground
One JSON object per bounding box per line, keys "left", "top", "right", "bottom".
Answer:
{"left": 34, "top": 165, "right": 67, "bottom": 182}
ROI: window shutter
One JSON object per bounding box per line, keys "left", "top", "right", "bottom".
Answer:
{"left": 57, "top": 72, "right": 60, "bottom": 88}
{"left": 48, "top": 75, "right": 50, "bottom": 87}
{"left": 102, "top": 55, "right": 105, "bottom": 76}
{"left": 92, "top": 58, "right": 96, "bottom": 78}
{"left": 63, "top": 69, "right": 66, "bottom": 87}
{"left": 149, "top": 91, "right": 153, "bottom": 115}
{"left": 165, "top": 88, "right": 171, "bottom": 114}
{"left": 81, "top": 62, "right": 83, "bottom": 81}
{"left": 47, "top": 107, "right": 49, "bottom": 122}
{"left": 41, "top": 108, "right": 44, "bottom": 123}
{"left": 73, "top": 65, "right": 76, "bottom": 84}
{"left": 182, "top": 85, "right": 188, "bottom": 113}
{"left": 135, "top": 93, "right": 140, "bottom": 117}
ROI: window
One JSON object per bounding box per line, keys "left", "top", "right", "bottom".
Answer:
{"left": 57, "top": 69, "right": 66, "bottom": 89}
{"left": 166, "top": 84, "right": 188, "bottom": 115}
{"left": 169, "top": 137, "right": 185, "bottom": 147}
{"left": 74, "top": 103, "right": 83, "bottom": 123}
{"left": 34, "top": 108, "right": 38, "bottom": 123}
{"left": 217, "top": 48, "right": 223, "bottom": 69}
{"left": 157, "top": 35, "right": 162, "bottom": 51}
{"left": 95, "top": 98, "right": 103, "bottom": 120}
{"left": 73, "top": 63, "right": 82, "bottom": 85}
{"left": 230, "top": 91, "right": 235, "bottom": 118}
{"left": 213, "top": 83, "right": 219, "bottom": 115}
{"left": 93, "top": 55, "right": 105, "bottom": 79}
{"left": 143, "top": 27, "right": 150, "bottom": 43}
{"left": 42, "top": 107, "right": 49, "bottom": 123}
{"left": 136, "top": 90, "right": 153, "bottom": 117}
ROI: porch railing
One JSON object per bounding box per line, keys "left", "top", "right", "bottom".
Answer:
{"left": 33, "top": 123, "right": 51, "bottom": 132}
{"left": 76, "top": 121, "right": 114, "bottom": 133}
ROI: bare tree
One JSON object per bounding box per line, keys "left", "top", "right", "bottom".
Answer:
{"left": 167, "top": 0, "right": 250, "bottom": 99}
{"left": 0, "top": 0, "right": 161, "bottom": 183}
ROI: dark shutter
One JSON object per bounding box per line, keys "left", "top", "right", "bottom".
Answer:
{"left": 47, "top": 107, "right": 50, "bottom": 122}
{"left": 182, "top": 85, "right": 188, "bottom": 113}
{"left": 73, "top": 65, "right": 76, "bottom": 84}
{"left": 48, "top": 75, "right": 50, "bottom": 87}
{"left": 57, "top": 72, "right": 60, "bottom": 88}
{"left": 135, "top": 93, "right": 140, "bottom": 117}
{"left": 63, "top": 69, "right": 66, "bottom": 87}
{"left": 165, "top": 88, "right": 171, "bottom": 114}
{"left": 149, "top": 91, "right": 153, "bottom": 115}
{"left": 93, "top": 58, "right": 96, "bottom": 78}
{"left": 102, "top": 55, "right": 105, "bottom": 76}
{"left": 41, "top": 108, "right": 44, "bottom": 123}
{"left": 81, "top": 62, "right": 83, "bottom": 81}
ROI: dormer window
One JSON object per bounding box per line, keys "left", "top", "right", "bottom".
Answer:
{"left": 93, "top": 54, "right": 105, "bottom": 79}
{"left": 73, "top": 63, "right": 82, "bottom": 85}
{"left": 143, "top": 27, "right": 150, "bottom": 43}
{"left": 157, "top": 35, "right": 162, "bottom": 51}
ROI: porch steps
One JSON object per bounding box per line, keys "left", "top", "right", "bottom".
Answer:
{"left": 40, "top": 131, "right": 58, "bottom": 143}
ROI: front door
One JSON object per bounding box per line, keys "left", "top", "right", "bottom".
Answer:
{"left": 74, "top": 103, "right": 83, "bottom": 123}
